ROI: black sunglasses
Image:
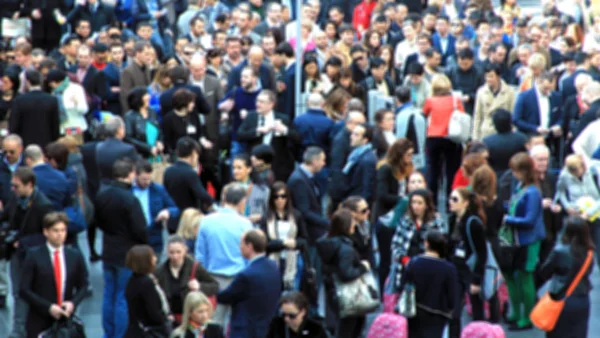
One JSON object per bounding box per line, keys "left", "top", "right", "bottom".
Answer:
{"left": 274, "top": 194, "right": 287, "bottom": 200}
{"left": 282, "top": 312, "right": 299, "bottom": 319}
{"left": 359, "top": 207, "right": 369, "bottom": 214}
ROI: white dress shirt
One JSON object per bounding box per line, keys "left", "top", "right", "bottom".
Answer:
{"left": 536, "top": 88, "right": 550, "bottom": 129}
{"left": 260, "top": 111, "right": 276, "bottom": 145}
{"left": 48, "top": 243, "right": 66, "bottom": 303}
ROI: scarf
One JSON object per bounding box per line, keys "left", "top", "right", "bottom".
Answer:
{"left": 267, "top": 214, "right": 298, "bottom": 290}
{"left": 149, "top": 274, "right": 171, "bottom": 318}
{"left": 53, "top": 78, "right": 70, "bottom": 123}
{"left": 343, "top": 143, "right": 373, "bottom": 174}
{"left": 188, "top": 319, "right": 206, "bottom": 337}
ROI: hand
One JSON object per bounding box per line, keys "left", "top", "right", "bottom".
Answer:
{"left": 12, "top": 12, "right": 19, "bottom": 19}
{"left": 219, "top": 99, "right": 234, "bottom": 112}
{"left": 256, "top": 125, "right": 271, "bottom": 135}
{"left": 200, "top": 137, "right": 213, "bottom": 149}
{"left": 248, "top": 214, "right": 261, "bottom": 223}
{"left": 551, "top": 204, "right": 562, "bottom": 213}
{"left": 277, "top": 81, "right": 287, "bottom": 92}
{"left": 151, "top": 147, "right": 158, "bottom": 156}
{"left": 110, "top": 86, "right": 120, "bottom": 93}
{"left": 76, "top": 0, "right": 86, "bottom": 5}
{"left": 361, "top": 260, "right": 370, "bottom": 270}
{"left": 273, "top": 120, "right": 288, "bottom": 134}
{"left": 49, "top": 304, "right": 67, "bottom": 320}
{"left": 470, "top": 284, "right": 481, "bottom": 295}
{"left": 567, "top": 207, "right": 580, "bottom": 216}
{"left": 155, "top": 141, "right": 164, "bottom": 153}
{"left": 62, "top": 301, "right": 75, "bottom": 317}
{"left": 542, "top": 198, "right": 553, "bottom": 209}
{"left": 220, "top": 112, "right": 229, "bottom": 122}
{"left": 462, "top": 95, "right": 470, "bottom": 102}
{"left": 187, "top": 279, "right": 200, "bottom": 291}
{"left": 240, "top": 109, "right": 248, "bottom": 120}
{"left": 32, "top": 9, "right": 42, "bottom": 19}
{"left": 551, "top": 126, "right": 562, "bottom": 137}
{"left": 581, "top": 211, "right": 589, "bottom": 220}
{"left": 536, "top": 126, "right": 549, "bottom": 135}
{"left": 13, "top": 241, "right": 18, "bottom": 248}
{"left": 283, "top": 239, "right": 296, "bottom": 249}
{"left": 153, "top": 11, "right": 163, "bottom": 19}
{"left": 155, "top": 209, "right": 170, "bottom": 222}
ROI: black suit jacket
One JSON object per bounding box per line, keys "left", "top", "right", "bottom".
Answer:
{"left": 226, "top": 60, "right": 276, "bottom": 93}
{"left": 160, "top": 83, "right": 211, "bottom": 117}
{"left": 80, "top": 140, "right": 101, "bottom": 199}
{"left": 67, "top": 2, "right": 116, "bottom": 33}
{"left": 287, "top": 167, "right": 329, "bottom": 243}
{"left": 328, "top": 128, "right": 351, "bottom": 204}
{"left": 236, "top": 111, "right": 299, "bottom": 181}
{"left": 163, "top": 160, "right": 214, "bottom": 213}
{"left": 21, "top": 0, "right": 66, "bottom": 40}
{"left": 0, "top": 189, "right": 54, "bottom": 250}
{"left": 9, "top": 90, "right": 60, "bottom": 147}
{"left": 21, "top": 245, "right": 89, "bottom": 338}
{"left": 69, "top": 64, "right": 108, "bottom": 102}
{"left": 96, "top": 138, "right": 140, "bottom": 182}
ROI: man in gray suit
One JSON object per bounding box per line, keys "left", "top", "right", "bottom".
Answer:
{"left": 119, "top": 41, "right": 152, "bottom": 112}
{"left": 189, "top": 54, "right": 225, "bottom": 195}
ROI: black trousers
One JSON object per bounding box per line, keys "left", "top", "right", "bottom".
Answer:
{"left": 426, "top": 137, "right": 462, "bottom": 201}
{"left": 336, "top": 315, "right": 365, "bottom": 338}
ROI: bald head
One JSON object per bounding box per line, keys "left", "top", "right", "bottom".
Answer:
{"left": 3, "top": 134, "right": 23, "bottom": 164}
{"left": 346, "top": 111, "right": 366, "bottom": 132}
{"left": 307, "top": 93, "right": 324, "bottom": 109}
{"left": 189, "top": 54, "right": 207, "bottom": 81}
{"left": 24, "top": 144, "right": 44, "bottom": 166}
{"left": 248, "top": 46, "right": 264, "bottom": 70}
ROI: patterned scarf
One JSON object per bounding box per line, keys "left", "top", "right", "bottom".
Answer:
{"left": 267, "top": 214, "right": 298, "bottom": 290}
{"left": 343, "top": 143, "right": 373, "bottom": 174}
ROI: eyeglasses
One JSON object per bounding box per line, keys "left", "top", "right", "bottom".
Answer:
{"left": 4, "top": 149, "right": 16, "bottom": 154}
{"left": 359, "top": 208, "right": 369, "bottom": 214}
{"left": 282, "top": 312, "right": 299, "bottom": 319}
{"left": 274, "top": 194, "right": 287, "bottom": 200}
{"left": 449, "top": 196, "right": 460, "bottom": 203}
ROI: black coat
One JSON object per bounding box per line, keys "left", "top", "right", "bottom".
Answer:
{"left": 124, "top": 274, "right": 169, "bottom": 338}
{"left": 163, "top": 160, "right": 214, "bottom": 213}
{"left": 575, "top": 99, "right": 600, "bottom": 138}
{"left": 124, "top": 109, "right": 161, "bottom": 157}
{"left": 0, "top": 154, "right": 25, "bottom": 204}
{"left": 287, "top": 167, "right": 329, "bottom": 244}
{"left": 96, "top": 138, "right": 140, "bottom": 182}
{"left": 373, "top": 164, "right": 402, "bottom": 220}
{"left": 237, "top": 111, "right": 299, "bottom": 181}
{"left": 266, "top": 317, "right": 328, "bottom": 338}
{"left": 0, "top": 189, "right": 54, "bottom": 250}
{"left": 173, "top": 324, "right": 224, "bottom": 338}
{"left": 159, "top": 83, "right": 211, "bottom": 117}
{"left": 258, "top": 209, "right": 309, "bottom": 255}
{"left": 445, "top": 64, "right": 484, "bottom": 115}
{"left": 161, "top": 110, "right": 203, "bottom": 155}
{"left": 21, "top": 245, "right": 89, "bottom": 338}
{"left": 9, "top": 90, "right": 60, "bottom": 147}
{"left": 80, "top": 140, "right": 101, "bottom": 199}
{"left": 66, "top": 2, "right": 116, "bottom": 33}
{"left": 372, "top": 128, "right": 391, "bottom": 159}
{"left": 69, "top": 64, "right": 108, "bottom": 102}
{"left": 21, "top": 0, "right": 66, "bottom": 40}
{"left": 483, "top": 131, "right": 528, "bottom": 178}
{"left": 94, "top": 180, "right": 148, "bottom": 267}
{"left": 328, "top": 128, "right": 351, "bottom": 204}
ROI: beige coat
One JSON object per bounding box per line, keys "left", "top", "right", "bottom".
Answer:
{"left": 472, "top": 81, "right": 516, "bottom": 141}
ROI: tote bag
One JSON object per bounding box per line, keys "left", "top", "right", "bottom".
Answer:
{"left": 465, "top": 216, "right": 503, "bottom": 300}
{"left": 447, "top": 96, "right": 471, "bottom": 144}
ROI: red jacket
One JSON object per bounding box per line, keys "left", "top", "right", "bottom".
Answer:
{"left": 352, "top": 1, "right": 377, "bottom": 38}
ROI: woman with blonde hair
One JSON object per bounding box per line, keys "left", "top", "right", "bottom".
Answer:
{"left": 177, "top": 208, "right": 203, "bottom": 253}
{"left": 423, "top": 74, "right": 465, "bottom": 199}
{"left": 171, "top": 291, "right": 224, "bottom": 338}
{"left": 518, "top": 53, "right": 546, "bottom": 91}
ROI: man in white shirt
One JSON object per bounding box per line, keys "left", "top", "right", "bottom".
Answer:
{"left": 187, "top": 16, "right": 213, "bottom": 49}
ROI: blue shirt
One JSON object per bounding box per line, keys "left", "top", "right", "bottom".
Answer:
{"left": 132, "top": 183, "right": 151, "bottom": 226}
{"left": 195, "top": 206, "right": 253, "bottom": 277}
{"left": 4, "top": 155, "right": 21, "bottom": 173}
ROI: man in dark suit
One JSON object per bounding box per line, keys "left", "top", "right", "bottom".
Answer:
{"left": 94, "top": 159, "right": 148, "bottom": 338}
{"left": 432, "top": 15, "right": 456, "bottom": 67}
{"left": 9, "top": 70, "right": 60, "bottom": 147}
{"left": 253, "top": 2, "right": 285, "bottom": 38}
{"left": 164, "top": 137, "right": 215, "bottom": 216}
{"left": 95, "top": 116, "right": 140, "bottom": 182}
{"left": 513, "top": 72, "right": 563, "bottom": 138}
{"left": 237, "top": 90, "right": 299, "bottom": 182}
{"left": 360, "top": 57, "right": 394, "bottom": 109}
{"left": 559, "top": 52, "right": 592, "bottom": 102}
{"left": 217, "top": 229, "right": 281, "bottom": 338}
{"left": 20, "top": 0, "right": 66, "bottom": 52}
{"left": 55, "top": 35, "right": 81, "bottom": 72}
{"left": 20, "top": 212, "right": 89, "bottom": 338}
{"left": 343, "top": 124, "right": 377, "bottom": 204}
{"left": 574, "top": 81, "right": 600, "bottom": 138}
{"left": 226, "top": 45, "right": 276, "bottom": 93}
{"left": 273, "top": 42, "right": 297, "bottom": 119}
{"left": 483, "top": 109, "right": 528, "bottom": 177}
{"left": 0, "top": 167, "right": 54, "bottom": 336}
{"left": 403, "top": 33, "right": 431, "bottom": 79}
{"left": 159, "top": 65, "right": 211, "bottom": 116}
{"left": 0, "top": 135, "right": 25, "bottom": 207}
{"left": 120, "top": 41, "right": 152, "bottom": 112}
{"left": 69, "top": 44, "right": 108, "bottom": 104}
{"left": 66, "top": 0, "right": 116, "bottom": 33}
{"left": 25, "top": 145, "right": 71, "bottom": 211}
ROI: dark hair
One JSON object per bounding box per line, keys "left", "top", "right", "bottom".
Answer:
{"left": 466, "top": 141, "right": 488, "bottom": 155}
{"left": 136, "top": 21, "right": 152, "bottom": 31}
{"left": 45, "top": 69, "right": 67, "bottom": 84}
{"left": 133, "top": 41, "right": 151, "bottom": 55}
{"left": 242, "top": 229, "right": 267, "bottom": 253}
{"left": 457, "top": 48, "right": 474, "bottom": 60}
{"left": 135, "top": 160, "right": 153, "bottom": 174}
{"left": 356, "top": 123, "right": 374, "bottom": 143}
{"left": 395, "top": 86, "right": 411, "bottom": 103}
{"left": 471, "top": 165, "right": 497, "bottom": 206}
{"left": 176, "top": 136, "right": 201, "bottom": 158}
{"left": 268, "top": 181, "right": 293, "bottom": 215}
{"left": 25, "top": 70, "right": 43, "bottom": 86}
{"left": 407, "top": 62, "right": 424, "bottom": 76}
{"left": 425, "top": 230, "right": 448, "bottom": 258}
{"left": 62, "top": 34, "right": 80, "bottom": 47}
{"left": 385, "top": 138, "right": 414, "bottom": 180}
{"left": 455, "top": 187, "right": 487, "bottom": 225}
{"left": 125, "top": 245, "right": 155, "bottom": 274}
{"left": 279, "top": 291, "right": 309, "bottom": 312}
{"left": 424, "top": 47, "right": 439, "bottom": 58}
{"left": 374, "top": 109, "right": 393, "bottom": 124}
{"left": 340, "top": 196, "right": 364, "bottom": 213}
{"left": 509, "top": 152, "right": 538, "bottom": 186}
{"left": 274, "top": 42, "right": 294, "bottom": 58}
{"left": 461, "top": 153, "right": 486, "bottom": 177}
{"left": 127, "top": 87, "right": 148, "bottom": 111}
{"left": 370, "top": 57, "right": 386, "bottom": 68}
{"left": 488, "top": 42, "right": 505, "bottom": 54}
{"left": 92, "top": 43, "right": 108, "bottom": 53}
{"left": 327, "top": 209, "right": 353, "bottom": 237}
{"left": 562, "top": 216, "right": 595, "bottom": 257}
{"left": 3, "top": 66, "right": 21, "bottom": 92}
{"left": 43, "top": 212, "right": 70, "bottom": 230}
{"left": 45, "top": 142, "right": 70, "bottom": 171}
{"left": 251, "top": 144, "right": 274, "bottom": 164}
{"left": 484, "top": 62, "right": 502, "bottom": 76}
{"left": 113, "top": 158, "right": 135, "bottom": 179}
{"left": 233, "top": 153, "right": 252, "bottom": 169}
{"left": 172, "top": 88, "right": 196, "bottom": 111}
{"left": 14, "top": 167, "right": 36, "bottom": 187}
{"left": 408, "top": 189, "right": 436, "bottom": 223}
{"left": 168, "top": 65, "right": 188, "bottom": 83}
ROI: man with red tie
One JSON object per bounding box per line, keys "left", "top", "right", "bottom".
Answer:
{"left": 20, "top": 212, "right": 89, "bottom": 338}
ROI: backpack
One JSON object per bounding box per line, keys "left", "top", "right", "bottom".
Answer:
{"left": 366, "top": 313, "right": 407, "bottom": 338}
{"left": 461, "top": 321, "right": 505, "bottom": 338}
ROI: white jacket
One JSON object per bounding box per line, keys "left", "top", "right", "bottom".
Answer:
{"left": 59, "top": 82, "right": 88, "bottom": 133}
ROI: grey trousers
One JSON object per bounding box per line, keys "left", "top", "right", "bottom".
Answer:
{"left": 211, "top": 274, "right": 234, "bottom": 333}
{"left": 8, "top": 253, "right": 27, "bottom": 338}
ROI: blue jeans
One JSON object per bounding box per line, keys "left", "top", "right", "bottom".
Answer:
{"left": 103, "top": 263, "right": 132, "bottom": 338}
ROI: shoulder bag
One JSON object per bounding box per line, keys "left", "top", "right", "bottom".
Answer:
{"left": 334, "top": 270, "right": 380, "bottom": 318}
{"left": 465, "top": 216, "right": 503, "bottom": 300}
{"left": 39, "top": 315, "right": 86, "bottom": 338}
{"left": 447, "top": 95, "right": 471, "bottom": 144}
{"left": 530, "top": 250, "right": 593, "bottom": 331}
{"left": 397, "top": 282, "right": 417, "bottom": 318}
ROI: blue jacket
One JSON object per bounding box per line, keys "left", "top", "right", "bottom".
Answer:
{"left": 134, "top": 182, "right": 179, "bottom": 253}
{"left": 277, "top": 63, "right": 297, "bottom": 119}
{"left": 0, "top": 155, "right": 24, "bottom": 205}
{"left": 33, "top": 164, "right": 70, "bottom": 211}
{"left": 217, "top": 256, "right": 281, "bottom": 338}
{"left": 432, "top": 33, "right": 457, "bottom": 67}
{"left": 102, "top": 62, "right": 123, "bottom": 115}
{"left": 293, "top": 108, "right": 334, "bottom": 155}
{"left": 287, "top": 167, "right": 329, "bottom": 243}
{"left": 505, "top": 185, "right": 546, "bottom": 246}
{"left": 513, "top": 88, "right": 563, "bottom": 134}
{"left": 344, "top": 148, "right": 377, "bottom": 205}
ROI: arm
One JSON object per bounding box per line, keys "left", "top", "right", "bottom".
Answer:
{"left": 555, "top": 173, "right": 574, "bottom": 210}
{"left": 194, "top": 262, "right": 219, "bottom": 296}
{"left": 288, "top": 180, "right": 329, "bottom": 230}
{"left": 217, "top": 274, "right": 249, "bottom": 304}
{"left": 142, "top": 277, "right": 169, "bottom": 324}
{"left": 446, "top": 265, "right": 459, "bottom": 313}
{"left": 124, "top": 116, "right": 153, "bottom": 156}
{"left": 20, "top": 254, "right": 54, "bottom": 317}
{"left": 468, "top": 218, "right": 487, "bottom": 286}
{"left": 66, "top": 4, "right": 83, "bottom": 26}
{"left": 512, "top": 94, "right": 539, "bottom": 133}
{"left": 538, "top": 248, "right": 558, "bottom": 282}
{"left": 360, "top": 159, "right": 377, "bottom": 203}
{"left": 195, "top": 221, "right": 207, "bottom": 265}
{"left": 505, "top": 188, "right": 542, "bottom": 228}
{"left": 50, "top": 98, "right": 60, "bottom": 145}
{"left": 129, "top": 199, "right": 149, "bottom": 244}
{"left": 120, "top": 70, "right": 134, "bottom": 111}
{"left": 472, "top": 90, "right": 483, "bottom": 141}
{"left": 187, "top": 172, "right": 214, "bottom": 210}
{"left": 194, "top": 88, "right": 211, "bottom": 115}
{"left": 375, "top": 166, "right": 400, "bottom": 207}
{"left": 336, "top": 245, "right": 368, "bottom": 282}
{"left": 70, "top": 251, "right": 90, "bottom": 307}
{"left": 8, "top": 100, "right": 21, "bottom": 136}
{"left": 236, "top": 114, "right": 261, "bottom": 143}
{"left": 159, "top": 186, "right": 180, "bottom": 221}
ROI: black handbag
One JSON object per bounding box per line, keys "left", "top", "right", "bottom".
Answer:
{"left": 38, "top": 316, "right": 86, "bottom": 338}
{"left": 300, "top": 248, "right": 318, "bottom": 305}
{"left": 0, "top": 227, "right": 18, "bottom": 260}
{"left": 138, "top": 321, "right": 171, "bottom": 338}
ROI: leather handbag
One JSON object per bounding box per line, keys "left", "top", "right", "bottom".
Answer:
{"left": 465, "top": 216, "right": 503, "bottom": 300}
{"left": 397, "top": 282, "right": 416, "bottom": 318}
{"left": 39, "top": 315, "right": 86, "bottom": 338}
{"left": 530, "top": 250, "right": 593, "bottom": 332}
{"left": 447, "top": 95, "right": 471, "bottom": 144}
{"left": 334, "top": 271, "right": 380, "bottom": 318}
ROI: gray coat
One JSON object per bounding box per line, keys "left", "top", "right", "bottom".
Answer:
{"left": 555, "top": 164, "right": 600, "bottom": 216}
{"left": 119, "top": 62, "right": 151, "bottom": 112}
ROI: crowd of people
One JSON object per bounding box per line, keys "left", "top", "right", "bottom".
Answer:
{"left": 0, "top": 0, "right": 599, "bottom": 337}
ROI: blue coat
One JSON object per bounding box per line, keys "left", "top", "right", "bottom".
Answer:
{"left": 432, "top": 33, "right": 457, "bottom": 67}
{"left": 102, "top": 62, "right": 123, "bottom": 115}
{"left": 217, "top": 256, "right": 281, "bottom": 338}
{"left": 504, "top": 185, "right": 546, "bottom": 246}
{"left": 140, "top": 182, "right": 180, "bottom": 254}
{"left": 344, "top": 148, "right": 377, "bottom": 205}
{"left": 287, "top": 167, "right": 329, "bottom": 243}
{"left": 277, "top": 63, "right": 297, "bottom": 119}
{"left": 513, "top": 88, "right": 563, "bottom": 134}
{"left": 293, "top": 108, "right": 334, "bottom": 155}
{"left": 33, "top": 164, "right": 70, "bottom": 211}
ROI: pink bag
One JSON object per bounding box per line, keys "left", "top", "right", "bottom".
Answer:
{"left": 465, "top": 282, "right": 508, "bottom": 318}
{"left": 383, "top": 293, "right": 399, "bottom": 313}
{"left": 461, "top": 321, "right": 505, "bottom": 338}
{"left": 366, "top": 313, "right": 408, "bottom": 338}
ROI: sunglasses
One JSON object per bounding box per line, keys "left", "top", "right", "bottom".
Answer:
{"left": 449, "top": 196, "right": 460, "bottom": 203}
{"left": 274, "top": 194, "right": 287, "bottom": 200}
{"left": 359, "top": 208, "right": 369, "bottom": 214}
{"left": 282, "top": 312, "right": 299, "bottom": 319}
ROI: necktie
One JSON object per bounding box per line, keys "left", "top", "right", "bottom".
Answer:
{"left": 258, "top": 115, "right": 265, "bottom": 127}
{"left": 54, "top": 250, "right": 62, "bottom": 306}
